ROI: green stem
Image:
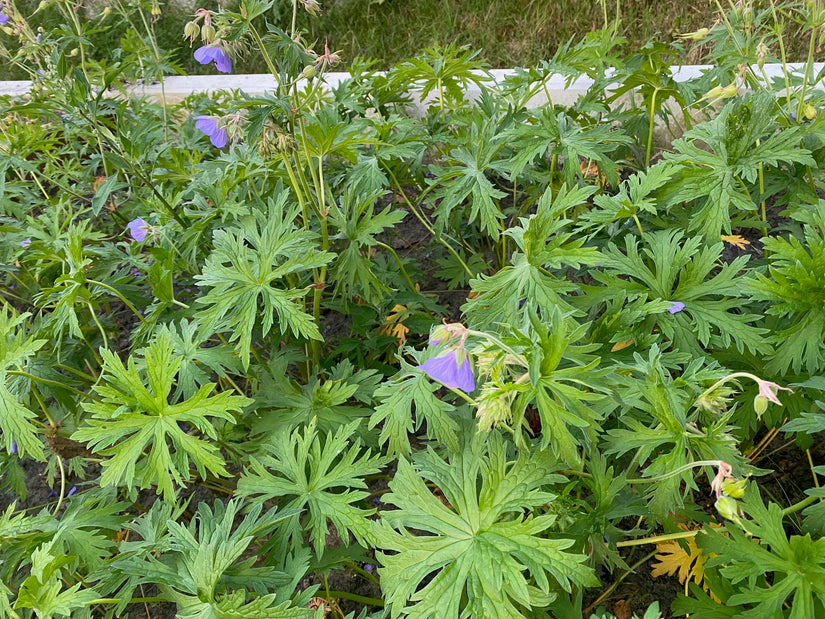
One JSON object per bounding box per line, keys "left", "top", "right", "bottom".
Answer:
{"left": 616, "top": 530, "right": 698, "bottom": 548}
{"left": 249, "top": 23, "right": 283, "bottom": 93}
{"left": 625, "top": 459, "right": 725, "bottom": 484}
{"left": 89, "top": 597, "right": 167, "bottom": 605}
{"left": 87, "top": 279, "right": 146, "bottom": 324}
{"left": 582, "top": 550, "right": 657, "bottom": 614}
{"left": 645, "top": 88, "right": 658, "bottom": 168}
{"left": 375, "top": 241, "right": 420, "bottom": 297}
{"left": 782, "top": 494, "right": 818, "bottom": 516}
{"left": 320, "top": 590, "right": 384, "bottom": 607}
{"left": 383, "top": 165, "right": 473, "bottom": 278}
{"left": 7, "top": 371, "right": 104, "bottom": 402}
{"left": 53, "top": 455, "right": 67, "bottom": 516}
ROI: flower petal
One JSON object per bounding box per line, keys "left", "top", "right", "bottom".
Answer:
{"left": 213, "top": 48, "right": 232, "bottom": 73}
{"left": 418, "top": 350, "right": 475, "bottom": 392}
{"left": 667, "top": 301, "right": 686, "bottom": 314}
{"left": 193, "top": 45, "right": 217, "bottom": 65}
{"left": 210, "top": 128, "right": 228, "bottom": 148}
{"left": 127, "top": 217, "right": 149, "bottom": 242}
{"left": 194, "top": 115, "right": 218, "bottom": 136}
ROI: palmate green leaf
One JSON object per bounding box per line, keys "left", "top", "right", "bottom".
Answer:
{"left": 72, "top": 333, "right": 251, "bottom": 501}
{"left": 175, "top": 590, "right": 313, "bottom": 619}
{"left": 580, "top": 229, "right": 768, "bottom": 356}
{"left": 374, "top": 431, "right": 597, "bottom": 619}
{"left": 577, "top": 161, "right": 674, "bottom": 233}
{"left": 0, "top": 305, "right": 46, "bottom": 460}
{"left": 195, "top": 191, "right": 334, "bottom": 370}
{"left": 514, "top": 307, "right": 610, "bottom": 466}
{"left": 700, "top": 488, "right": 825, "bottom": 619}
{"left": 237, "top": 419, "right": 388, "bottom": 556}
{"left": 426, "top": 120, "right": 508, "bottom": 237}
{"left": 389, "top": 42, "right": 491, "bottom": 110}
{"left": 463, "top": 184, "right": 601, "bottom": 329}
{"left": 604, "top": 347, "right": 743, "bottom": 516}
{"left": 14, "top": 540, "right": 100, "bottom": 619}
{"left": 369, "top": 358, "right": 459, "bottom": 458}
{"left": 153, "top": 319, "right": 241, "bottom": 402}
{"left": 251, "top": 358, "right": 380, "bottom": 436}
{"left": 500, "top": 107, "right": 631, "bottom": 185}
{"left": 108, "top": 499, "right": 310, "bottom": 618}
{"left": 328, "top": 190, "right": 406, "bottom": 305}
{"left": 664, "top": 92, "right": 815, "bottom": 239}
{"left": 745, "top": 201, "right": 825, "bottom": 374}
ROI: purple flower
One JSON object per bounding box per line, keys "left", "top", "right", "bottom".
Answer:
{"left": 667, "top": 301, "right": 685, "bottom": 314}
{"left": 194, "top": 115, "right": 228, "bottom": 148}
{"left": 10, "top": 441, "right": 17, "bottom": 454}
{"left": 67, "top": 486, "right": 77, "bottom": 497}
{"left": 20, "top": 238, "right": 31, "bottom": 249}
{"left": 0, "top": 10, "right": 9, "bottom": 25}
{"left": 363, "top": 563, "right": 375, "bottom": 574}
{"left": 127, "top": 217, "right": 150, "bottom": 242}
{"left": 418, "top": 350, "right": 475, "bottom": 392}
{"left": 194, "top": 45, "right": 232, "bottom": 73}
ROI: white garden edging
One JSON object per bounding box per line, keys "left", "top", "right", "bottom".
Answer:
{"left": 1, "top": 63, "right": 822, "bottom": 112}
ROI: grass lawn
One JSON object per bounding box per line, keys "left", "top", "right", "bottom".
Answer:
{"left": 2, "top": 0, "right": 816, "bottom": 80}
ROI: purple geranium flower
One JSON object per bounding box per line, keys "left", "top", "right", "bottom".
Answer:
{"left": 0, "top": 10, "right": 9, "bottom": 24}
{"left": 127, "top": 217, "right": 150, "bottom": 242}
{"left": 20, "top": 238, "right": 31, "bottom": 249}
{"left": 194, "top": 45, "right": 231, "bottom": 73}
{"left": 10, "top": 441, "right": 17, "bottom": 454}
{"left": 418, "top": 350, "right": 475, "bottom": 392}
{"left": 194, "top": 115, "right": 228, "bottom": 148}
{"left": 668, "top": 301, "right": 686, "bottom": 314}
{"left": 67, "top": 486, "right": 77, "bottom": 497}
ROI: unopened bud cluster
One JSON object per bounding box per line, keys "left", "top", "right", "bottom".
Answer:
{"left": 183, "top": 8, "right": 218, "bottom": 46}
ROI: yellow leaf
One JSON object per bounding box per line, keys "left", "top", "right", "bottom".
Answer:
{"left": 611, "top": 339, "right": 634, "bottom": 352}
{"left": 721, "top": 234, "right": 750, "bottom": 250}
{"left": 652, "top": 536, "right": 703, "bottom": 586}
{"left": 380, "top": 304, "right": 410, "bottom": 347}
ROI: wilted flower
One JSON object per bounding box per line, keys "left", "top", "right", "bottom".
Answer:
{"left": 667, "top": 301, "right": 685, "bottom": 314}
{"left": 753, "top": 378, "right": 793, "bottom": 417}
{"left": 194, "top": 44, "right": 231, "bottom": 73}
{"left": 298, "top": 0, "right": 321, "bottom": 15}
{"left": 418, "top": 349, "right": 475, "bottom": 393}
{"left": 194, "top": 115, "right": 228, "bottom": 148}
{"left": 20, "top": 238, "right": 31, "bottom": 249}
{"left": 127, "top": 217, "right": 150, "bottom": 242}
{"left": 710, "top": 461, "right": 733, "bottom": 499}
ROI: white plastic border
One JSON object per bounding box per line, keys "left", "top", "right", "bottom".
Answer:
{"left": 1, "top": 63, "right": 822, "bottom": 110}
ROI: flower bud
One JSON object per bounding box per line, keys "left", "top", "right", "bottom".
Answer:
{"left": 200, "top": 23, "right": 216, "bottom": 43}
{"left": 298, "top": 65, "right": 317, "bottom": 80}
{"left": 151, "top": 2, "right": 161, "bottom": 17}
{"left": 803, "top": 103, "right": 817, "bottom": 120}
{"left": 753, "top": 394, "right": 768, "bottom": 417}
{"left": 69, "top": 47, "right": 79, "bottom": 57}
{"left": 678, "top": 27, "right": 709, "bottom": 41}
{"left": 715, "top": 495, "right": 743, "bottom": 523}
{"left": 101, "top": 6, "right": 111, "bottom": 18}
{"left": 183, "top": 20, "right": 200, "bottom": 42}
